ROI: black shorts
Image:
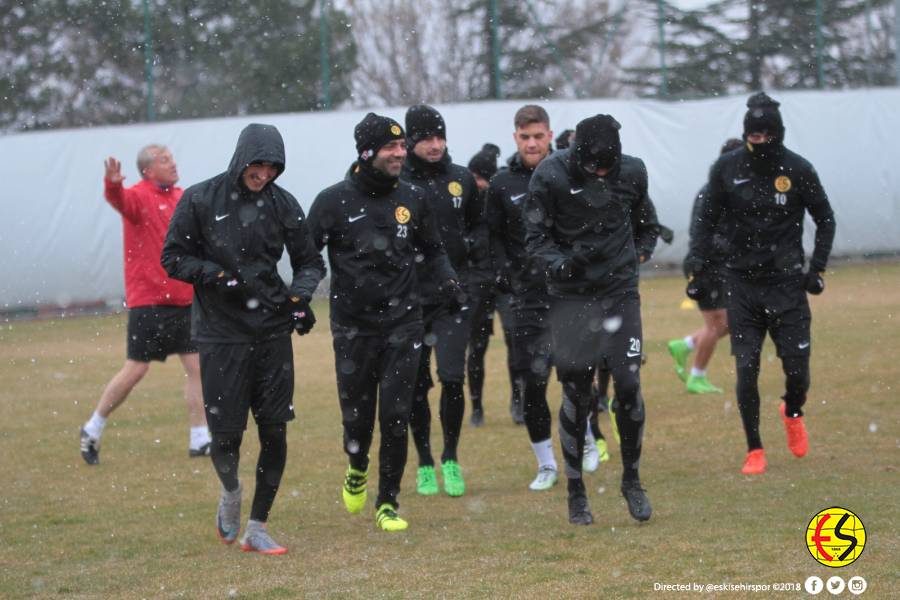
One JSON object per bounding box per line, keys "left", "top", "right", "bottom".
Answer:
{"left": 421, "top": 303, "right": 472, "bottom": 384}
{"left": 697, "top": 273, "right": 727, "bottom": 311}
{"left": 198, "top": 337, "right": 295, "bottom": 433}
{"left": 726, "top": 277, "right": 811, "bottom": 360}
{"left": 332, "top": 320, "right": 423, "bottom": 414}
{"left": 509, "top": 306, "right": 551, "bottom": 375}
{"left": 126, "top": 305, "right": 196, "bottom": 362}
{"left": 549, "top": 291, "right": 643, "bottom": 378}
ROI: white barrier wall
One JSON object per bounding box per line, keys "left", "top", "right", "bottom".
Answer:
{"left": 1, "top": 89, "right": 898, "bottom": 308}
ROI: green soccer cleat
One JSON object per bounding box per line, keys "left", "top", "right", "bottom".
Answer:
{"left": 341, "top": 466, "right": 368, "bottom": 514}
{"left": 686, "top": 374, "right": 723, "bottom": 394}
{"left": 596, "top": 438, "right": 610, "bottom": 463}
{"left": 375, "top": 504, "right": 408, "bottom": 532}
{"left": 607, "top": 397, "right": 621, "bottom": 444}
{"left": 416, "top": 465, "right": 439, "bottom": 496}
{"left": 667, "top": 339, "right": 691, "bottom": 383}
{"left": 441, "top": 460, "right": 466, "bottom": 497}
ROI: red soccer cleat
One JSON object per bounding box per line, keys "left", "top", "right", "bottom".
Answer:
{"left": 780, "top": 403, "right": 808, "bottom": 458}
{"left": 741, "top": 449, "right": 767, "bottom": 475}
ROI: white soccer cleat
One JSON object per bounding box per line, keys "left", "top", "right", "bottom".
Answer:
{"left": 528, "top": 465, "right": 559, "bottom": 491}
{"left": 582, "top": 441, "right": 600, "bottom": 473}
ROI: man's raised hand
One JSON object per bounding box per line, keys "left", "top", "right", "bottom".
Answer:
{"left": 104, "top": 157, "right": 125, "bottom": 184}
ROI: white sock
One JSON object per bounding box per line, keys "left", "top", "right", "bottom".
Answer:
{"left": 190, "top": 426, "right": 211, "bottom": 449}
{"left": 684, "top": 336, "right": 696, "bottom": 351}
{"left": 584, "top": 418, "right": 596, "bottom": 445}
{"left": 531, "top": 439, "right": 557, "bottom": 470}
{"left": 84, "top": 412, "right": 107, "bottom": 439}
{"left": 690, "top": 367, "right": 706, "bottom": 377}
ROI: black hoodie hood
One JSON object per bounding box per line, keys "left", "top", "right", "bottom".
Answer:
{"left": 227, "top": 123, "right": 286, "bottom": 186}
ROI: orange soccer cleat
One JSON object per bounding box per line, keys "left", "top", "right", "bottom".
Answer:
{"left": 780, "top": 403, "right": 809, "bottom": 458}
{"left": 741, "top": 449, "right": 767, "bottom": 475}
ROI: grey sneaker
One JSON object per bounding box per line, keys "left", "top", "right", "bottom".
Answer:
{"left": 216, "top": 484, "right": 242, "bottom": 544}
{"left": 528, "top": 465, "right": 558, "bottom": 491}
{"left": 240, "top": 522, "right": 287, "bottom": 555}
{"left": 80, "top": 428, "right": 100, "bottom": 465}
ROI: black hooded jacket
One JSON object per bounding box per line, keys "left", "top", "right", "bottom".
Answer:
{"left": 485, "top": 152, "right": 550, "bottom": 307}
{"left": 524, "top": 148, "right": 660, "bottom": 299}
{"left": 690, "top": 145, "right": 836, "bottom": 281}
{"left": 161, "top": 123, "right": 326, "bottom": 343}
{"left": 401, "top": 150, "right": 485, "bottom": 304}
{"left": 307, "top": 162, "right": 457, "bottom": 333}
{"left": 683, "top": 183, "right": 729, "bottom": 278}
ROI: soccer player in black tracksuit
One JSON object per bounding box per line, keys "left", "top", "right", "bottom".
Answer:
{"left": 162, "top": 123, "right": 326, "bottom": 554}
{"left": 465, "top": 143, "right": 512, "bottom": 427}
{"left": 306, "top": 113, "right": 458, "bottom": 531}
{"left": 525, "top": 114, "right": 659, "bottom": 525}
{"left": 401, "top": 105, "right": 484, "bottom": 499}
{"left": 487, "top": 104, "right": 560, "bottom": 492}
{"left": 689, "top": 93, "right": 836, "bottom": 475}
{"left": 667, "top": 138, "right": 745, "bottom": 395}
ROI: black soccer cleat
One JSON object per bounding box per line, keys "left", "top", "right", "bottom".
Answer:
{"left": 469, "top": 407, "right": 484, "bottom": 427}
{"left": 621, "top": 480, "right": 652, "bottom": 522}
{"left": 567, "top": 491, "right": 594, "bottom": 525}
{"left": 189, "top": 442, "right": 211, "bottom": 458}
{"left": 80, "top": 428, "right": 100, "bottom": 465}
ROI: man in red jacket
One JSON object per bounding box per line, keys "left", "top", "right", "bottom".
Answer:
{"left": 79, "top": 145, "right": 209, "bottom": 465}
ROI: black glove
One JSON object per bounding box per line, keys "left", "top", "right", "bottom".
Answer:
{"left": 804, "top": 271, "right": 825, "bottom": 295}
{"left": 214, "top": 271, "right": 249, "bottom": 304}
{"left": 289, "top": 296, "right": 316, "bottom": 335}
{"left": 552, "top": 258, "right": 586, "bottom": 282}
{"left": 685, "top": 272, "right": 709, "bottom": 301}
{"left": 440, "top": 279, "right": 467, "bottom": 312}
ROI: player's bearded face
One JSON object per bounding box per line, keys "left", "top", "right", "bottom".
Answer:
{"left": 372, "top": 140, "right": 407, "bottom": 177}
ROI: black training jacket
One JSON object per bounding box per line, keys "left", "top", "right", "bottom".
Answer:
{"left": 161, "top": 124, "right": 325, "bottom": 343}
{"left": 690, "top": 146, "right": 836, "bottom": 281}
{"left": 524, "top": 149, "right": 659, "bottom": 299}
{"left": 485, "top": 152, "right": 550, "bottom": 307}
{"left": 401, "top": 151, "right": 484, "bottom": 304}
{"left": 307, "top": 163, "right": 457, "bottom": 333}
{"left": 683, "top": 183, "right": 729, "bottom": 278}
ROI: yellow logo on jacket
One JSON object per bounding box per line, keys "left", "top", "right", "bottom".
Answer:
{"left": 395, "top": 206, "right": 411, "bottom": 224}
{"left": 774, "top": 175, "right": 792, "bottom": 193}
{"left": 448, "top": 181, "right": 463, "bottom": 197}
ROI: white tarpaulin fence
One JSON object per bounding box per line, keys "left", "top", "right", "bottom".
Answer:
{"left": 1, "top": 88, "right": 898, "bottom": 309}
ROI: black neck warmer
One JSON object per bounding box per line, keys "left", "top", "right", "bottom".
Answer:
{"left": 352, "top": 160, "right": 399, "bottom": 196}
{"left": 406, "top": 149, "right": 451, "bottom": 178}
{"left": 745, "top": 140, "right": 785, "bottom": 175}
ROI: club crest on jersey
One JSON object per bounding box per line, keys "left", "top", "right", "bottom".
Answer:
{"left": 774, "top": 175, "right": 792, "bottom": 193}
{"left": 395, "top": 206, "right": 411, "bottom": 224}
{"left": 390, "top": 125, "right": 402, "bottom": 137}
{"left": 448, "top": 181, "right": 463, "bottom": 197}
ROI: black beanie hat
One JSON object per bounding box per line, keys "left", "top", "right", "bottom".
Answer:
{"left": 574, "top": 114, "right": 621, "bottom": 171}
{"left": 354, "top": 112, "right": 405, "bottom": 163}
{"left": 405, "top": 104, "right": 446, "bottom": 146}
{"left": 743, "top": 92, "right": 785, "bottom": 143}
{"left": 555, "top": 129, "right": 575, "bottom": 150}
{"left": 467, "top": 143, "right": 501, "bottom": 180}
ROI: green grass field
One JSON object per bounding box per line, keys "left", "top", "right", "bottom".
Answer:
{"left": 1, "top": 264, "right": 898, "bottom": 599}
